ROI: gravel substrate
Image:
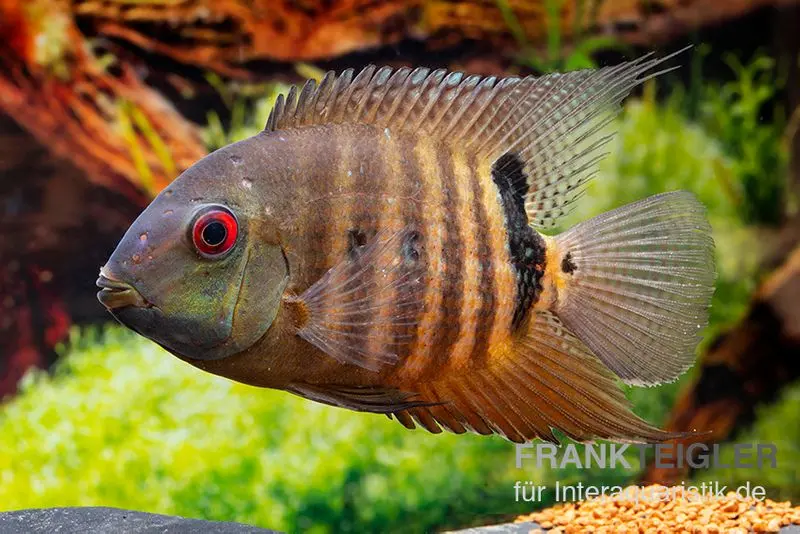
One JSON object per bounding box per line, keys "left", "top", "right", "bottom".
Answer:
{"left": 515, "top": 485, "right": 800, "bottom": 533}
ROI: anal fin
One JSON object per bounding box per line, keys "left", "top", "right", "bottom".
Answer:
{"left": 390, "top": 311, "right": 682, "bottom": 443}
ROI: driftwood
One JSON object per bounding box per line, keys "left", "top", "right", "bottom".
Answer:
{"left": 0, "top": 0, "right": 207, "bottom": 396}
{"left": 73, "top": 0, "right": 800, "bottom": 68}
{"left": 0, "top": 117, "right": 147, "bottom": 395}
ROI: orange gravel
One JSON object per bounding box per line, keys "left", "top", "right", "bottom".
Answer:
{"left": 515, "top": 484, "right": 800, "bottom": 533}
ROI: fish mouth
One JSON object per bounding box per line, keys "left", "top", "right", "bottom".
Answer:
{"left": 96, "top": 270, "right": 150, "bottom": 311}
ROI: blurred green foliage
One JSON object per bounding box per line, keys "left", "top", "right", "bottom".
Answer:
{"left": 687, "top": 50, "right": 789, "bottom": 225}
{"left": 202, "top": 74, "right": 290, "bottom": 151}
{"left": 0, "top": 329, "right": 535, "bottom": 533}
{"left": 499, "top": 0, "right": 625, "bottom": 73}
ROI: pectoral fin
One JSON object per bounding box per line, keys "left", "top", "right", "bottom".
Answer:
{"left": 289, "top": 226, "right": 425, "bottom": 372}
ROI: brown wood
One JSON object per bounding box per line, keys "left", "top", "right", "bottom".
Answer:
{"left": 70, "top": 0, "right": 800, "bottom": 66}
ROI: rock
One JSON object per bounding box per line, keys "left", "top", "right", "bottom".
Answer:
{"left": 0, "top": 507, "right": 278, "bottom": 534}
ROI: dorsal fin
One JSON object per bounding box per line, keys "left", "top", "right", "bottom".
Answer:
{"left": 265, "top": 50, "right": 686, "bottom": 227}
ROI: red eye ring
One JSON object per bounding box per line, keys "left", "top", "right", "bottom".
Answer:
{"left": 191, "top": 207, "right": 238, "bottom": 258}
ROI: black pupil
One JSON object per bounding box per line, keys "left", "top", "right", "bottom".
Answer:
{"left": 202, "top": 220, "right": 227, "bottom": 247}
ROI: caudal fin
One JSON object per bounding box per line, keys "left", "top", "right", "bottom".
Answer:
{"left": 552, "top": 191, "right": 716, "bottom": 386}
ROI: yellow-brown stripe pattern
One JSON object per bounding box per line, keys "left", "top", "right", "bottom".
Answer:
{"left": 477, "top": 157, "right": 518, "bottom": 354}
{"left": 417, "top": 145, "right": 465, "bottom": 379}
{"left": 364, "top": 127, "right": 412, "bottom": 365}
{"left": 446, "top": 150, "right": 482, "bottom": 371}
{"left": 396, "top": 137, "right": 448, "bottom": 380}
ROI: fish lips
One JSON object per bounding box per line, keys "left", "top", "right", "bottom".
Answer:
{"left": 96, "top": 272, "right": 165, "bottom": 342}
{"left": 96, "top": 271, "right": 234, "bottom": 360}
{"left": 96, "top": 273, "right": 151, "bottom": 311}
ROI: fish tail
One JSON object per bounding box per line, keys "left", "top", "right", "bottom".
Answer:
{"left": 548, "top": 191, "right": 716, "bottom": 386}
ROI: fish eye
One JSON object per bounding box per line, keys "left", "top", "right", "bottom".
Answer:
{"left": 191, "top": 206, "right": 238, "bottom": 258}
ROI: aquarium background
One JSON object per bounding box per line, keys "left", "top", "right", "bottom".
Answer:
{"left": 1, "top": 1, "right": 798, "bottom": 532}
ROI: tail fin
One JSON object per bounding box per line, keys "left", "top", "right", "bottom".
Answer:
{"left": 552, "top": 191, "right": 716, "bottom": 386}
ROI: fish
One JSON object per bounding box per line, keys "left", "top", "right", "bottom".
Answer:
{"left": 97, "top": 52, "right": 715, "bottom": 444}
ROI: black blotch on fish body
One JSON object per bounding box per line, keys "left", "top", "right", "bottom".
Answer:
{"left": 491, "top": 153, "right": 546, "bottom": 329}
{"left": 562, "top": 251, "right": 577, "bottom": 274}
{"left": 347, "top": 228, "right": 368, "bottom": 260}
{"left": 401, "top": 230, "right": 421, "bottom": 265}
{"left": 492, "top": 153, "right": 529, "bottom": 213}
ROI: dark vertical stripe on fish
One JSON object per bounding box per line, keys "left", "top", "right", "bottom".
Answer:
{"left": 490, "top": 152, "right": 546, "bottom": 330}
{"left": 423, "top": 146, "right": 463, "bottom": 377}
{"left": 404, "top": 138, "right": 444, "bottom": 376}
{"left": 344, "top": 136, "right": 378, "bottom": 367}
{"left": 469, "top": 152, "right": 495, "bottom": 369}
{"left": 392, "top": 135, "right": 425, "bottom": 369}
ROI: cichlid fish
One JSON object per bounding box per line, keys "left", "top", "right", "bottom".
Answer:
{"left": 97, "top": 53, "right": 715, "bottom": 443}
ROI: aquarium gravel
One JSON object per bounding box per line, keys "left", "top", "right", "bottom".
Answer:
{"left": 516, "top": 484, "right": 800, "bottom": 533}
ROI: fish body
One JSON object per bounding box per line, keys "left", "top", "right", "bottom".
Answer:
{"left": 98, "top": 56, "right": 715, "bottom": 443}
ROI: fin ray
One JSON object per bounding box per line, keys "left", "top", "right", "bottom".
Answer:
{"left": 265, "top": 50, "right": 687, "bottom": 228}
{"left": 389, "top": 312, "right": 678, "bottom": 443}
{"left": 288, "top": 383, "right": 433, "bottom": 413}
{"left": 291, "top": 226, "right": 425, "bottom": 372}
{"left": 553, "top": 191, "right": 716, "bottom": 386}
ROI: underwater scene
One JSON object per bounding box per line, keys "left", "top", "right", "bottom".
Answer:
{"left": 1, "top": 1, "right": 799, "bottom": 533}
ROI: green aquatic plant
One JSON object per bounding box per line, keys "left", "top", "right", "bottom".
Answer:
{"left": 690, "top": 52, "right": 790, "bottom": 225}
{"left": 0, "top": 328, "right": 536, "bottom": 533}
{"left": 499, "top": 0, "right": 625, "bottom": 73}
{"left": 202, "top": 75, "right": 290, "bottom": 151}
{"left": 116, "top": 99, "right": 177, "bottom": 197}
{"left": 201, "top": 64, "right": 323, "bottom": 151}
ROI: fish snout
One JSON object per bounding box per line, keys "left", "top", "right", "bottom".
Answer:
{"left": 96, "top": 269, "right": 149, "bottom": 311}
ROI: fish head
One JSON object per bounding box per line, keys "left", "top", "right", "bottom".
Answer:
{"left": 97, "top": 140, "right": 289, "bottom": 361}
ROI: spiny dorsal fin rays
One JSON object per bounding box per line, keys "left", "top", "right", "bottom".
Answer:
{"left": 264, "top": 49, "right": 687, "bottom": 228}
